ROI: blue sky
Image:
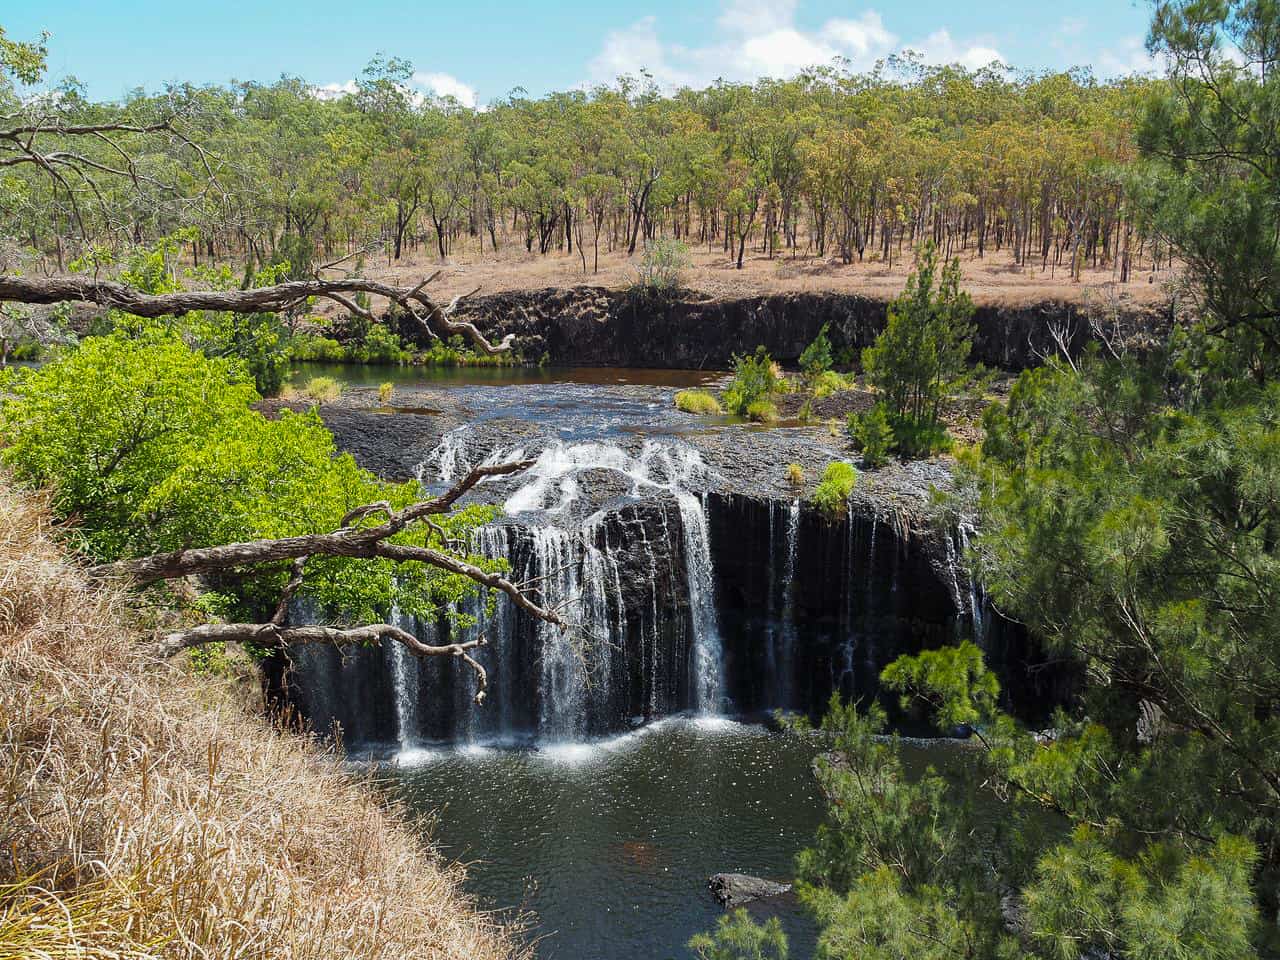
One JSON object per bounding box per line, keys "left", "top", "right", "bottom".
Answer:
{"left": 10, "top": 1, "right": 1158, "bottom": 106}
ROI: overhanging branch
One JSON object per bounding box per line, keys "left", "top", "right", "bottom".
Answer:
{"left": 0, "top": 274, "right": 515, "bottom": 354}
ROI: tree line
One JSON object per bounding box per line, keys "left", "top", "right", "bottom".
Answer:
{"left": 3, "top": 42, "right": 1163, "bottom": 282}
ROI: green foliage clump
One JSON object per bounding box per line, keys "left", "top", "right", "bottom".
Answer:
{"left": 811, "top": 370, "right": 847, "bottom": 399}
{"left": 862, "top": 242, "right": 974, "bottom": 459}
{"left": 674, "top": 389, "right": 722, "bottom": 415}
{"left": 745, "top": 399, "right": 778, "bottom": 423}
{"left": 288, "top": 334, "right": 347, "bottom": 362}
{"left": 848, "top": 403, "right": 894, "bottom": 467}
{"left": 378, "top": 381, "right": 394, "bottom": 404}
{"left": 0, "top": 333, "right": 504, "bottom": 628}
{"left": 688, "top": 909, "right": 786, "bottom": 960}
{"left": 345, "top": 324, "right": 411, "bottom": 364}
{"left": 785, "top": 462, "right": 804, "bottom": 487}
{"left": 633, "top": 237, "right": 691, "bottom": 296}
{"left": 811, "top": 461, "right": 856, "bottom": 519}
{"left": 0, "top": 332, "right": 258, "bottom": 558}
{"left": 301, "top": 376, "right": 342, "bottom": 403}
{"left": 799, "top": 323, "right": 834, "bottom": 378}
{"left": 419, "top": 335, "right": 517, "bottom": 367}
{"left": 92, "top": 237, "right": 293, "bottom": 395}
{"left": 724, "top": 346, "right": 785, "bottom": 416}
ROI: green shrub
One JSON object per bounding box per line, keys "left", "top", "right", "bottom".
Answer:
{"left": 378, "top": 382, "right": 394, "bottom": 404}
{"left": 812, "top": 370, "right": 847, "bottom": 399}
{"left": 689, "top": 909, "right": 787, "bottom": 960}
{"left": 799, "top": 323, "right": 834, "bottom": 377}
{"left": 633, "top": 237, "right": 691, "bottom": 295}
{"left": 724, "top": 346, "right": 785, "bottom": 415}
{"left": 849, "top": 403, "right": 895, "bottom": 467}
{"left": 348, "top": 325, "right": 411, "bottom": 364}
{"left": 861, "top": 242, "right": 974, "bottom": 460}
{"left": 745, "top": 399, "right": 778, "bottom": 423}
{"left": 420, "top": 334, "right": 517, "bottom": 367}
{"left": 785, "top": 462, "right": 804, "bottom": 487}
{"left": 894, "top": 419, "right": 953, "bottom": 458}
{"left": 302, "top": 376, "right": 342, "bottom": 403}
{"left": 288, "top": 334, "right": 346, "bottom": 363}
{"left": 675, "top": 389, "right": 722, "bottom": 415}
{"left": 812, "top": 461, "right": 857, "bottom": 519}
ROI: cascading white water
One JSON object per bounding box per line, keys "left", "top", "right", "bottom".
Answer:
{"left": 775, "top": 498, "right": 801, "bottom": 706}
{"left": 528, "top": 525, "right": 589, "bottom": 740}
{"left": 387, "top": 604, "right": 418, "bottom": 751}
{"left": 675, "top": 490, "right": 723, "bottom": 713}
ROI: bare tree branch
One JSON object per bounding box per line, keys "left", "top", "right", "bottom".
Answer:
{"left": 158, "top": 622, "right": 491, "bottom": 704}
{"left": 0, "top": 274, "right": 515, "bottom": 354}
{"left": 90, "top": 458, "right": 563, "bottom": 630}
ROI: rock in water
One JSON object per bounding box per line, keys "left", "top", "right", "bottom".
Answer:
{"left": 708, "top": 873, "right": 792, "bottom": 908}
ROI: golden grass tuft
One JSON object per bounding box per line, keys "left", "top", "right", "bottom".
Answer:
{"left": 0, "top": 481, "right": 522, "bottom": 960}
{"left": 674, "top": 389, "right": 722, "bottom": 415}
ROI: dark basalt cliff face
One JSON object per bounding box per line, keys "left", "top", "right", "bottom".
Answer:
{"left": 409, "top": 286, "right": 1169, "bottom": 370}
{"left": 275, "top": 480, "right": 1061, "bottom": 749}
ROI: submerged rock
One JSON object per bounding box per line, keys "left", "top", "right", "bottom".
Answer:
{"left": 708, "top": 872, "right": 793, "bottom": 908}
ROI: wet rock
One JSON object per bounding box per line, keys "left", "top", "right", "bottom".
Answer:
{"left": 708, "top": 873, "right": 792, "bottom": 908}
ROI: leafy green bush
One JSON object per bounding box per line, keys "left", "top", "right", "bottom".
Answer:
{"left": 785, "top": 462, "right": 804, "bottom": 487}
{"left": 812, "top": 461, "right": 857, "bottom": 519}
{"left": 301, "top": 376, "right": 342, "bottom": 403}
{"left": 425, "top": 336, "right": 517, "bottom": 367}
{"left": 378, "top": 381, "right": 394, "bottom": 404}
{"left": 688, "top": 909, "right": 787, "bottom": 960}
{"left": 799, "top": 323, "right": 834, "bottom": 377}
{"left": 745, "top": 399, "right": 778, "bottom": 423}
{"left": 812, "top": 370, "right": 847, "bottom": 399}
{"left": 861, "top": 242, "right": 973, "bottom": 459}
{"left": 347, "top": 324, "right": 411, "bottom": 364}
{"left": 848, "top": 403, "right": 895, "bottom": 467}
{"left": 675, "top": 389, "right": 722, "bottom": 414}
{"left": 724, "top": 346, "right": 785, "bottom": 415}
{"left": 0, "top": 332, "right": 505, "bottom": 626}
{"left": 633, "top": 237, "right": 691, "bottom": 295}
{"left": 288, "top": 334, "right": 346, "bottom": 362}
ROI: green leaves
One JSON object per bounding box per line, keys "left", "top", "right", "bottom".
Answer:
{"left": 0, "top": 332, "right": 503, "bottom": 628}
{"left": 862, "top": 242, "right": 976, "bottom": 459}
{"left": 1025, "top": 828, "right": 1259, "bottom": 960}
{"left": 0, "top": 330, "right": 258, "bottom": 558}
{"left": 688, "top": 910, "right": 787, "bottom": 960}
{"left": 881, "top": 641, "right": 999, "bottom": 731}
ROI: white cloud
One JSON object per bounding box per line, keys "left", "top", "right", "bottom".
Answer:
{"left": 313, "top": 79, "right": 357, "bottom": 101}
{"left": 411, "top": 71, "right": 478, "bottom": 108}
{"left": 587, "top": 16, "right": 695, "bottom": 87}
{"left": 1094, "top": 35, "right": 1162, "bottom": 76}
{"left": 312, "top": 72, "right": 479, "bottom": 108}
{"left": 905, "top": 29, "right": 1004, "bottom": 71}
{"left": 586, "top": 2, "right": 1006, "bottom": 89}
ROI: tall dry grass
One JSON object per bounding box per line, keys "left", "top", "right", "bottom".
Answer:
{"left": 0, "top": 482, "right": 522, "bottom": 960}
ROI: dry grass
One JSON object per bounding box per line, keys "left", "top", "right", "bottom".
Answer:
{"left": 0, "top": 482, "right": 522, "bottom": 960}
{"left": 339, "top": 236, "right": 1177, "bottom": 312}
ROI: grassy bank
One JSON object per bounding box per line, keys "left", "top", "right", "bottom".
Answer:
{"left": 0, "top": 481, "right": 521, "bottom": 960}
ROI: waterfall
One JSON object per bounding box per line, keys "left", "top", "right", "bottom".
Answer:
{"left": 529, "top": 525, "right": 588, "bottom": 740}
{"left": 387, "top": 605, "right": 418, "bottom": 751}
{"left": 776, "top": 498, "right": 801, "bottom": 706}
{"left": 676, "top": 490, "right": 723, "bottom": 714}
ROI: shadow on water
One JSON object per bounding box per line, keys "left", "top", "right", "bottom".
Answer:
{"left": 289, "top": 362, "right": 726, "bottom": 390}
{"left": 372, "top": 717, "right": 971, "bottom": 960}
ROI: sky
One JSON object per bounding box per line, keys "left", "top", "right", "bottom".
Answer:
{"left": 10, "top": 1, "right": 1160, "bottom": 107}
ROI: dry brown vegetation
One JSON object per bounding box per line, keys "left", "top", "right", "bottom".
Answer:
{"left": 0, "top": 481, "right": 521, "bottom": 960}
{"left": 349, "top": 240, "right": 1177, "bottom": 312}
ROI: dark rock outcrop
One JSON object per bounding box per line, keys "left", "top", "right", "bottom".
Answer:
{"left": 708, "top": 873, "right": 793, "bottom": 908}
{"left": 428, "top": 286, "right": 1169, "bottom": 371}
